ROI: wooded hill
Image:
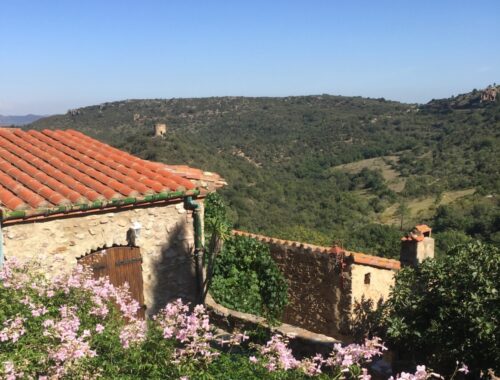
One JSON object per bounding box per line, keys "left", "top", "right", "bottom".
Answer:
{"left": 30, "top": 87, "right": 500, "bottom": 257}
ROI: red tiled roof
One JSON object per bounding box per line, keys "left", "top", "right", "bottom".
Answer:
{"left": 0, "top": 128, "right": 210, "bottom": 220}
{"left": 232, "top": 230, "right": 401, "bottom": 271}
{"left": 349, "top": 252, "right": 401, "bottom": 270}
{"left": 415, "top": 224, "right": 432, "bottom": 233}
{"left": 161, "top": 165, "right": 228, "bottom": 191}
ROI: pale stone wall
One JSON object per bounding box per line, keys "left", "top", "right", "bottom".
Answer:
{"left": 401, "top": 237, "right": 435, "bottom": 267}
{"left": 154, "top": 123, "right": 167, "bottom": 137}
{"left": 350, "top": 264, "right": 395, "bottom": 307}
{"left": 2, "top": 202, "right": 199, "bottom": 315}
{"left": 417, "top": 237, "right": 435, "bottom": 262}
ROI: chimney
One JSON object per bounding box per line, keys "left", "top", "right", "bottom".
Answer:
{"left": 154, "top": 123, "right": 167, "bottom": 137}
{"left": 400, "top": 224, "right": 434, "bottom": 267}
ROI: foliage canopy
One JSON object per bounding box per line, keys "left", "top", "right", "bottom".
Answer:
{"left": 384, "top": 241, "right": 500, "bottom": 375}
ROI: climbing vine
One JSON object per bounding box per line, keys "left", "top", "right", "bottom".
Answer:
{"left": 204, "top": 193, "right": 288, "bottom": 322}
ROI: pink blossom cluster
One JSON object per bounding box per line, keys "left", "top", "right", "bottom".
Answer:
{"left": 255, "top": 334, "right": 300, "bottom": 372}
{"left": 296, "top": 354, "right": 325, "bottom": 376}
{"left": 20, "top": 295, "right": 49, "bottom": 317}
{"left": 119, "top": 319, "right": 147, "bottom": 348}
{"left": 50, "top": 265, "right": 141, "bottom": 321}
{"left": 2, "top": 361, "right": 24, "bottom": 380}
{"left": 251, "top": 335, "right": 386, "bottom": 377}
{"left": 0, "top": 257, "right": 27, "bottom": 290}
{"left": 42, "top": 305, "right": 97, "bottom": 377}
{"left": 0, "top": 316, "right": 26, "bottom": 343}
{"left": 326, "top": 337, "right": 387, "bottom": 371}
{"left": 390, "top": 365, "right": 443, "bottom": 379}
{"left": 389, "top": 363, "right": 469, "bottom": 380}
{"left": 154, "top": 299, "right": 220, "bottom": 363}
{"left": 0, "top": 258, "right": 143, "bottom": 378}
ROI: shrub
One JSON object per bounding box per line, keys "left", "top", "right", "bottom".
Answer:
{"left": 383, "top": 241, "right": 500, "bottom": 376}
{"left": 0, "top": 257, "right": 388, "bottom": 379}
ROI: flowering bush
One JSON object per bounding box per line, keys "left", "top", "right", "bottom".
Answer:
{"left": 0, "top": 257, "right": 471, "bottom": 379}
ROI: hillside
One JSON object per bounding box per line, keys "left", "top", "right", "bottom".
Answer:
{"left": 0, "top": 114, "right": 45, "bottom": 126}
{"left": 30, "top": 88, "right": 500, "bottom": 257}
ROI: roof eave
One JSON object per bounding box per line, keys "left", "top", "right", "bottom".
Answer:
{"left": 1, "top": 189, "right": 200, "bottom": 223}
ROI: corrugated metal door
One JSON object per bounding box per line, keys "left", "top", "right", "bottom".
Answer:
{"left": 78, "top": 246, "right": 145, "bottom": 318}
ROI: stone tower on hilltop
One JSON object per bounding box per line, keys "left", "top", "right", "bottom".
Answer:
{"left": 481, "top": 85, "right": 498, "bottom": 102}
{"left": 154, "top": 123, "right": 167, "bottom": 137}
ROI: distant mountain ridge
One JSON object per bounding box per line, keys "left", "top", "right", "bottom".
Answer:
{"left": 0, "top": 114, "right": 46, "bottom": 126}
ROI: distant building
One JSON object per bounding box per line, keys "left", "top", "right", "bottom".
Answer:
{"left": 154, "top": 123, "right": 167, "bottom": 137}
{"left": 481, "top": 85, "right": 498, "bottom": 102}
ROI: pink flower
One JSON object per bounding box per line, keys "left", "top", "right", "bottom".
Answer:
{"left": 95, "top": 324, "right": 105, "bottom": 333}
{"left": 119, "top": 319, "right": 147, "bottom": 349}
{"left": 2, "top": 361, "right": 24, "bottom": 380}
{"left": 249, "top": 356, "right": 258, "bottom": 363}
{"left": 359, "top": 368, "right": 371, "bottom": 380}
{"left": 0, "top": 316, "right": 26, "bottom": 343}
{"left": 458, "top": 363, "right": 469, "bottom": 374}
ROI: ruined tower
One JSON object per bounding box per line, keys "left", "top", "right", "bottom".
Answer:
{"left": 154, "top": 123, "right": 167, "bottom": 137}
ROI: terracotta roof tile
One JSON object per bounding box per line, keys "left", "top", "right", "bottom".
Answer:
{"left": 415, "top": 224, "right": 432, "bottom": 233}
{"left": 350, "top": 252, "right": 401, "bottom": 270}
{"left": 0, "top": 128, "right": 218, "bottom": 220}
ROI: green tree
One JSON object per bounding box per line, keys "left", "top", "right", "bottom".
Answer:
{"left": 397, "top": 200, "right": 410, "bottom": 231}
{"left": 384, "top": 241, "right": 500, "bottom": 376}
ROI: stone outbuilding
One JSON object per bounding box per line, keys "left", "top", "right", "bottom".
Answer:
{"left": 0, "top": 128, "right": 225, "bottom": 315}
{"left": 231, "top": 225, "right": 433, "bottom": 341}
{"left": 232, "top": 230, "right": 401, "bottom": 341}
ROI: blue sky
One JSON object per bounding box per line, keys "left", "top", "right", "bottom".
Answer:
{"left": 1, "top": 0, "right": 499, "bottom": 114}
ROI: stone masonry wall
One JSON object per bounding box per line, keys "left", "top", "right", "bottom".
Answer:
{"left": 2, "top": 201, "right": 199, "bottom": 316}
{"left": 233, "top": 230, "right": 399, "bottom": 340}
{"left": 258, "top": 241, "right": 350, "bottom": 340}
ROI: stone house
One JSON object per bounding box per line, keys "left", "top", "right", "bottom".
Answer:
{"left": 233, "top": 226, "right": 434, "bottom": 341}
{"left": 0, "top": 128, "right": 224, "bottom": 315}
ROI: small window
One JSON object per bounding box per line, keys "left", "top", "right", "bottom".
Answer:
{"left": 364, "top": 273, "right": 371, "bottom": 285}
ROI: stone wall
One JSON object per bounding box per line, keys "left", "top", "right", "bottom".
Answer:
{"left": 350, "top": 264, "right": 395, "bottom": 307}
{"left": 269, "top": 243, "right": 350, "bottom": 340}
{"left": 232, "top": 230, "right": 400, "bottom": 340}
{"left": 2, "top": 201, "right": 200, "bottom": 315}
